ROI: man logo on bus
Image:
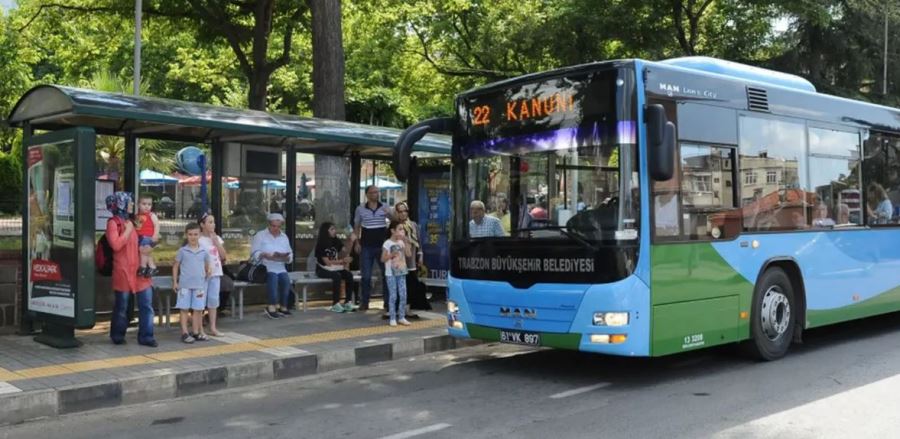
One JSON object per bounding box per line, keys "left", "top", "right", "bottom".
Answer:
{"left": 659, "top": 83, "right": 680, "bottom": 97}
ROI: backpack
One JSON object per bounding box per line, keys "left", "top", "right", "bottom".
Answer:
{"left": 96, "top": 216, "right": 124, "bottom": 276}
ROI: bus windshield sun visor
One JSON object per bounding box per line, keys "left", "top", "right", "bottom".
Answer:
{"left": 393, "top": 117, "right": 454, "bottom": 182}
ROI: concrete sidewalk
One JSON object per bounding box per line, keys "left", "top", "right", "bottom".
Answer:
{"left": 0, "top": 301, "right": 471, "bottom": 426}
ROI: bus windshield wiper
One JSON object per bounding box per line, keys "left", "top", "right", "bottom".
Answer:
{"left": 514, "top": 226, "right": 599, "bottom": 251}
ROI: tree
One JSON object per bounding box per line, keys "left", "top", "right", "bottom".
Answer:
{"left": 310, "top": 0, "right": 350, "bottom": 229}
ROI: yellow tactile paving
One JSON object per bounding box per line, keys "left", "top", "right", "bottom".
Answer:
{"left": 0, "top": 367, "right": 20, "bottom": 381}
{"left": 62, "top": 356, "right": 158, "bottom": 373}
{"left": 14, "top": 365, "right": 74, "bottom": 380}
{"left": 1, "top": 318, "right": 447, "bottom": 383}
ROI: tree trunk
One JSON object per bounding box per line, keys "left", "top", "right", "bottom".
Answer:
{"left": 310, "top": 0, "right": 350, "bottom": 229}
{"left": 248, "top": 69, "right": 269, "bottom": 110}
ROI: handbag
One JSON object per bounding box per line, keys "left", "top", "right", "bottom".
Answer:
{"left": 237, "top": 259, "right": 267, "bottom": 284}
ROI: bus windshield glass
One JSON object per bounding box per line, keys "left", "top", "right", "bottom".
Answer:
{"left": 454, "top": 67, "right": 639, "bottom": 245}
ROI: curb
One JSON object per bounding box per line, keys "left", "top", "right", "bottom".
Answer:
{"left": 0, "top": 334, "right": 481, "bottom": 426}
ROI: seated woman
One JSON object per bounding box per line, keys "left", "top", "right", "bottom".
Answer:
{"left": 315, "top": 222, "right": 358, "bottom": 313}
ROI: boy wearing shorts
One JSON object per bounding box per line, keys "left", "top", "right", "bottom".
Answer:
{"left": 173, "top": 223, "right": 211, "bottom": 343}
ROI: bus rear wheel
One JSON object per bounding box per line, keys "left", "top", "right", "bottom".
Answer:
{"left": 747, "top": 267, "right": 796, "bottom": 361}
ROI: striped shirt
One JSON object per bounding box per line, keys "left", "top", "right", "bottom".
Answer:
{"left": 469, "top": 215, "right": 506, "bottom": 238}
{"left": 354, "top": 202, "right": 390, "bottom": 247}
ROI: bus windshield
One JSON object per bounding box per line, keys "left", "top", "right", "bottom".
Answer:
{"left": 454, "top": 67, "right": 639, "bottom": 246}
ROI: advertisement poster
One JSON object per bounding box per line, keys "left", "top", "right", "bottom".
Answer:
{"left": 417, "top": 169, "right": 451, "bottom": 279}
{"left": 95, "top": 179, "right": 114, "bottom": 230}
{"left": 27, "top": 141, "right": 77, "bottom": 318}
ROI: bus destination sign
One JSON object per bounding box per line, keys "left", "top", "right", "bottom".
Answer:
{"left": 460, "top": 69, "right": 619, "bottom": 142}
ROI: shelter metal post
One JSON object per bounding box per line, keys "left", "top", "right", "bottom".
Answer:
{"left": 211, "top": 141, "right": 223, "bottom": 235}
{"left": 286, "top": 145, "right": 297, "bottom": 271}
{"left": 18, "top": 123, "right": 35, "bottom": 335}
{"left": 407, "top": 157, "right": 419, "bottom": 222}
{"left": 350, "top": 152, "right": 361, "bottom": 223}
{"left": 124, "top": 133, "right": 138, "bottom": 195}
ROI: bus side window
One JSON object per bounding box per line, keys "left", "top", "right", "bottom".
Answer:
{"left": 863, "top": 131, "right": 900, "bottom": 226}
{"left": 679, "top": 144, "right": 738, "bottom": 240}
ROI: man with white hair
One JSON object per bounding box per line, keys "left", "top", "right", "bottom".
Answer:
{"left": 469, "top": 200, "right": 506, "bottom": 238}
{"left": 251, "top": 213, "right": 294, "bottom": 318}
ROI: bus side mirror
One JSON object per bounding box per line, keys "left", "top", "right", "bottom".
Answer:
{"left": 645, "top": 104, "right": 675, "bottom": 181}
{"left": 393, "top": 117, "right": 454, "bottom": 183}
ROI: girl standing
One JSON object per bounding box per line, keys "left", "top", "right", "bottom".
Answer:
{"left": 381, "top": 220, "right": 412, "bottom": 327}
{"left": 199, "top": 213, "right": 227, "bottom": 336}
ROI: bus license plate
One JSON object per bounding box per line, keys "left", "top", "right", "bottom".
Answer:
{"left": 500, "top": 330, "right": 540, "bottom": 346}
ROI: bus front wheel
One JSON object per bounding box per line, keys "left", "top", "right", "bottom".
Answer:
{"left": 747, "top": 267, "right": 796, "bottom": 361}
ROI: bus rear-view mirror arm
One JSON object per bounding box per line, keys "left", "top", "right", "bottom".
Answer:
{"left": 645, "top": 104, "right": 675, "bottom": 181}
{"left": 393, "top": 117, "right": 454, "bottom": 183}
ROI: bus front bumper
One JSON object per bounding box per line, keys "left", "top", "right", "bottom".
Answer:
{"left": 446, "top": 275, "right": 651, "bottom": 356}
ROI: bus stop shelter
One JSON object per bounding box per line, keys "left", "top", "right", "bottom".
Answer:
{"left": 7, "top": 85, "right": 450, "bottom": 346}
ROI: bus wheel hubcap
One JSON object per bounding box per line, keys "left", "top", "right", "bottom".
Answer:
{"left": 760, "top": 286, "right": 790, "bottom": 341}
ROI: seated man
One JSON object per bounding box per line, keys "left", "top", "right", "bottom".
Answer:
{"left": 811, "top": 202, "right": 835, "bottom": 228}
{"left": 469, "top": 200, "right": 506, "bottom": 238}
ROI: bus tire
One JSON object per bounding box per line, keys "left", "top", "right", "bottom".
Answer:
{"left": 747, "top": 267, "right": 795, "bottom": 361}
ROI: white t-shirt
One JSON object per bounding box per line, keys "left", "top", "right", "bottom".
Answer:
{"left": 382, "top": 239, "right": 408, "bottom": 277}
{"left": 199, "top": 235, "right": 224, "bottom": 277}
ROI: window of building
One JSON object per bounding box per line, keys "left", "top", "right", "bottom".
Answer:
{"left": 766, "top": 170, "right": 777, "bottom": 184}
{"left": 739, "top": 116, "right": 807, "bottom": 232}
{"left": 743, "top": 171, "right": 756, "bottom": 185}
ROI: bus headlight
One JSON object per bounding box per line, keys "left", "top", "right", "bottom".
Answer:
{"left": 448, "top": 301, "right": 459, "bottom": 314}
{"left": 593, "top": 312, "right": 629, "bottom": 326}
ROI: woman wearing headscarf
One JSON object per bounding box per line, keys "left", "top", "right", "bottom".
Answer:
{"left": 106, "top": 192, "right": 157, "bottom": 347}
{"left": 394, "top": 201, "right": 431, "bottom": 312}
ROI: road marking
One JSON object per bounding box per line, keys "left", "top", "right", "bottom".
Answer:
{"left": 379, "top": 423, "right": 453, "bottom": 439}
{"left": 0, "top": 381, "right": 21, "bottom": 394}
{"left": 549, "top": 383, "right": 610, "bottom": 399}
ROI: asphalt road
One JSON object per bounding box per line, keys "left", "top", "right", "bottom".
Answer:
{"left": 6, "top": 313, "right": 900, "bottom": 439}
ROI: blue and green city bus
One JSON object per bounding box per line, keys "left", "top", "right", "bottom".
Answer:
{"left": 394, "top": 57, "right": 900, "bottom": 360}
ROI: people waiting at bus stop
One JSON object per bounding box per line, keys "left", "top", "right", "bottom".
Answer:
{"left": 251, "top": 213, "right": 294, "bottom": 319}
{"left": 105, "top": 192, "right": 157, "bottom": 348}
{"left": 354, "top": 185, "right": 391, "bottom": 311}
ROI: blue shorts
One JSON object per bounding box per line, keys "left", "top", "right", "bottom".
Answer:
{"left": 176, "top": 288, "right": 206, "bottom": 311}
{"left": 205, "top": 276, "right": 221, "bottom": 309}
{"left": 139, "top": 236, "right": 154, "bottom": 247}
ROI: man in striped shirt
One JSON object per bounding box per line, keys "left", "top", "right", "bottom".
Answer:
{"left": 354, "top": 185, "right": 391, "bottom": 310}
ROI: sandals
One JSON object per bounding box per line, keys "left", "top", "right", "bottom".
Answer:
{"left": 207, "top": 330, "right": 225, "bottom": 337}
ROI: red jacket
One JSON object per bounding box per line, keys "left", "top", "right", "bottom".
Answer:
{"left": 106, "top": 217, "right": 151, "bottom": 293}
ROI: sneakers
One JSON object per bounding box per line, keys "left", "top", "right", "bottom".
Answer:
{"left": 330, "top": 303, "right": 346, "bottom": 313}
{"left": 181, "top": 333, "right": 195, "bottom": 344}
{"left": 139, "top": 339, "right": 158, "bottom": 348}
{"left": 193, "top": 333, "right": 209, "bottom": 342}
{"left": 398, "top": 319, "right": 411, "bottom": 326}
{"left": 342, "top": 302, "right": 357, "bottom": 312}
{"left": 389, "top": 319, "right": 397, "bottom": 327}
{"left": 278, "top": 309, "right": 293, "bottom": 317}
{"left": 263, "top": 308, "right": 281, "bottom": 319}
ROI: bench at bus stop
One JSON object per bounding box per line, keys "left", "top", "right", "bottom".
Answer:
{"left": 151, "top": 270, "right": 361, "bottom": 327}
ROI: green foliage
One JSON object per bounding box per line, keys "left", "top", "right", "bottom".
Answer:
{"left": 0, "top": 151, "right": 21, "bottom": 214}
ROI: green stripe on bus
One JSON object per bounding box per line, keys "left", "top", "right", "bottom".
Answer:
{"left": 806, "top": 285, "right": 900, "bottom": 328}
{"left": 650, "top": 243, "right": 754, "bottom": 355}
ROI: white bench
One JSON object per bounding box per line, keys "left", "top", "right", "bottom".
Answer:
{"left": 289, "top": 270, "right": 362, "bottom": 311}
{"left": 152, "top": 275, "right": 247, "bottom": 327}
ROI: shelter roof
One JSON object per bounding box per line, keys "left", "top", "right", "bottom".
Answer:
{"left": 7, "top": 85, "right": 450, "bottom": 159}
